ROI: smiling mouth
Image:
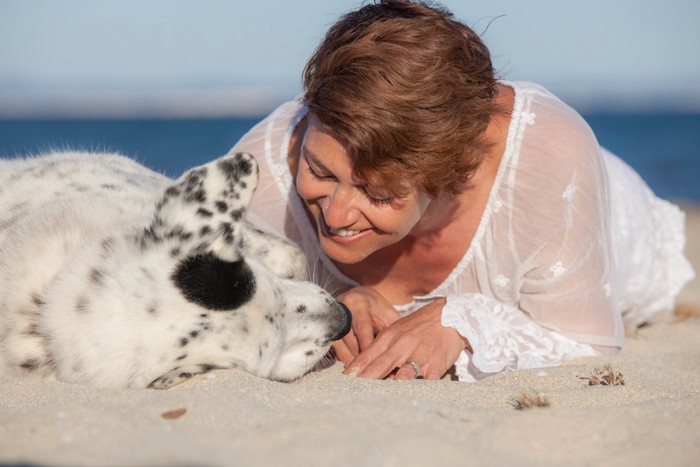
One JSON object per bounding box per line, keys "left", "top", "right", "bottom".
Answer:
{"left": 327, "top": 226, "right": 363, "bottom": 237}
{"left": 320, "top": 215, "right": 367, "bottom": 239}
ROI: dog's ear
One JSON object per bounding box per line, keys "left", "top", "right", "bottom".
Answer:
{"left": 143, "top": 152, "right": 259, "bottom": 262}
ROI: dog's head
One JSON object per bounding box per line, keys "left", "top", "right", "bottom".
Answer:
{"left": 149, "top": 152, "right": 351, "bottom": 387}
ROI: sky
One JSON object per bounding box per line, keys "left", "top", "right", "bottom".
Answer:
{"left": 1, "top": 0, "right": 699, "bottom": 117}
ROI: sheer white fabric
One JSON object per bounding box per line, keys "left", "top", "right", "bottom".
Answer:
{"left": 230, "top": 81, "right": 695, "bottom": 381}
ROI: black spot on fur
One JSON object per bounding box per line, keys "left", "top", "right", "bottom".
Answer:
{"left": 140, "top": 226, "right": 162, "bottom": 247}
{"left": 20, "top": 359, "right": 40, "bottom": 371}
{"left": 180, "top": 337, "right": 189, "bottom": 347}
{"left": 176, "top": 354, "right": 187, "bottom": 361}
{"left": 22, "top": 323, "right": 40, "bottom": 337}
{"left": 296, "top": 305, "right": 307, "bottom": 314}
{"left": 164, "top": 186, "right": 181, "bottom": 198}
{"left": 221, "top": 344, "right": 230, "bottom": 351}
{"left": 197, "top": 207, "right": 213, "bottom": 218}
{"left": 189, "top": 189, "right": 206, "bottom": 203}
{"left": 69, "top": 182, "right": 89, "bottom": 192}
{"left": 215, "top": 201, "right": 227, "bottom": 213}
{"left": 219, "top": 222, "right": 234, "bottom": 244}
{"left": 172, "top": 253, "right": 255, "bottom": 311}
{"left": 200, "top": 225, "right": 212, "bottom": 237}
{"left": 218, "top": 154, "right": 254, "bottom": 180}
{"left": 89, "top": 268, "right": 103, "bottom": 285}
{"left": 305, "top": 350, "right": 315, "bottom": 356}
{"left": 190, "top": 330, "right": 199, "bottom": 339}
{"left": 165, "top": 226, "right": 193, "bottom": 242}
{"left": 230, "top": 209, "right": 244, "bottom": 221}
{"left": 76, "top": 297, "right": 89, "bottom": 313}
{"left": 100, "top": 237, "right": 116, "bottom": 257}
{"left": 31, "top": 293, "right": 45, "bottom": 307}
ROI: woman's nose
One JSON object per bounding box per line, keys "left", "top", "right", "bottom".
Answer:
{"left": 322, "top": 186, "right": 360, "bottom": 228}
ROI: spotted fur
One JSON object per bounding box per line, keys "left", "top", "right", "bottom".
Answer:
{"left": 0, "top": 151, "right": 351, "bottom": 389}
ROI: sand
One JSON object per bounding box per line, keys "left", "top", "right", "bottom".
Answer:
{"left": 1, "top": 207, "right": 699, "bottom": 467}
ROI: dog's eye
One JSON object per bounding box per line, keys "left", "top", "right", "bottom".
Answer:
{"left": 172, "top": 253, "right": 256, "bottom": 310}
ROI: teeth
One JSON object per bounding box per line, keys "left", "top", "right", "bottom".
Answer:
{"left": 329, "top": 227, "right": 362, "bottom": 237}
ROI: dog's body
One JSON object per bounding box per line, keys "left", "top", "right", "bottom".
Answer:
{"left": 0, "top": 151, "right": 350, "bottom": 389}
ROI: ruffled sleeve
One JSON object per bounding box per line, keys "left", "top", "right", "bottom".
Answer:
{"left": 441, "top": 294, "right": 600, "bottom": 382}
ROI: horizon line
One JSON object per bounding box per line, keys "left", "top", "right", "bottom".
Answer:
{"left": 1, "top": 87, "right": 700, "bottom": 119}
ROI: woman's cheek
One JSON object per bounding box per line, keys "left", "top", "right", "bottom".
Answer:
{"left": 295, "top": 170, "right": 318, "bottom": 200}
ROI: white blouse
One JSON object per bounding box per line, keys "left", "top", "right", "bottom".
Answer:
{"left": 230, "top": 81, "right": 695, "bottom": 382}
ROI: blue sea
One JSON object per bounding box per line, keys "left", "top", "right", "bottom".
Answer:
{"left": 0, "top": 113, "right": 698, "bottom": 202}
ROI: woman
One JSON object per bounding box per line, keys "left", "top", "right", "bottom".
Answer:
{"left": 230, "top": 0, "right": 694, "bottom": 381}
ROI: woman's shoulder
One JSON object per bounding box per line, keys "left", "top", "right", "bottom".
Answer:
{"left": 505, "top": 80, "right": 599, "bottom": 154}
{"left": 500, "top": 81, "right": 607, "bottom": 216}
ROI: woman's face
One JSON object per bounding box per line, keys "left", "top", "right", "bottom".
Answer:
{"left": 296, "top": 115, "right": 431, "bottom": 265}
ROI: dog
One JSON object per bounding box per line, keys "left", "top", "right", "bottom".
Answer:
{"left": 0, "top": 150, "right": 351, "bottom": 389}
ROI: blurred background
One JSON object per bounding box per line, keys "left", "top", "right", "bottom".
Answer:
{"left": 1, "top": 0, "right": 699, "bottom": 201}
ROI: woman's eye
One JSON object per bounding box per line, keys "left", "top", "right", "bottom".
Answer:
{"left": 362, "top": 188, "right": 395, "bottom": 206}
{"left": 306, "top": 165, "right": 335, "bottom": 181}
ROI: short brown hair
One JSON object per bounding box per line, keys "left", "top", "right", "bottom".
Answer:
{"left": 303, "top": 0, "right": 500, "bottom": 197}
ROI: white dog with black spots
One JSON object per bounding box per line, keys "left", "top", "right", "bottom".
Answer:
{"left": 0, "top": 151, "right": 351, "bottom": 389}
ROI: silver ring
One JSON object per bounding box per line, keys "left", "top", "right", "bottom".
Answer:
{"left": 406, "top": 360, "right": 423, "bottom": 380}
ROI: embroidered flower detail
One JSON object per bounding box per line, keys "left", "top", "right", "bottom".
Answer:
{"left": 604, "top": 282, "right": 612, "bottom": 298}
{"left": 562, "top": 184, "right": 576, "bottom": 202}
{"left": 492, "top": 197, "right": 503, "bottom": 213}
{"left": 550, "top": 262, "right": 566, "bottom": 277}
{"left": 272, "top": 163, "right": 285, "bottom": 178}
{"left": 521, "top": 111, "right": 536, "bottom": 125}
{"left": 494, "top": 275, "right": 511, "bottom": 288}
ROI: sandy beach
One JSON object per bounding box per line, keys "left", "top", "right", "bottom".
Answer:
{"left": 1, "top": 206, "right": 698, "bottom": 467}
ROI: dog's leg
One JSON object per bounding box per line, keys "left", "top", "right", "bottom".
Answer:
{"left": 148, "top": 363, "right": 227, "bottom": 389}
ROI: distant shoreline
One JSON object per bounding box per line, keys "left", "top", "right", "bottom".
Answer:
{"left": 2, "top": 87, "right": 700, "bottom": 120}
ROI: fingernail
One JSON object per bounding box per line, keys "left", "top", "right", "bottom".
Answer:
{"left": 346, "top": 367, "right": 360, "bottom": 377}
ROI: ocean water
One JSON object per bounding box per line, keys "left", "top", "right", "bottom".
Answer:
{"left": 0, "top": 113, "right": 698, "bottom": 202}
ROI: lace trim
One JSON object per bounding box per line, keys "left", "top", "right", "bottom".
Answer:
{"left": 441, "top": 293, "right": 600, "bottom": 381}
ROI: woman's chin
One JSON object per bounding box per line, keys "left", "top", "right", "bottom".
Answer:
{"left": 318, "top": 236, "right": 370, "bottom": 265}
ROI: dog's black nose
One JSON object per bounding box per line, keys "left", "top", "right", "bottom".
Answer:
{"left": 329, "top": 302, "right": 352, "bottom": 341}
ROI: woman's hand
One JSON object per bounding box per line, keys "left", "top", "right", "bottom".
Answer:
{"left": 343, "top": 298, "right": 470, "bottom": 380}
{"left": 331, "top": 286, "right": 402, "bottom": 364}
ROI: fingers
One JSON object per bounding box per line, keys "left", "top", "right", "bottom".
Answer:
{"left": 333, "top": 293, "right": 462, "bottom": 381}
{"left": 331, "top": 339, "right": 355, "bottom": 365}
{"left": 355, "top": 318, "right": 376, "bottom": 352}
{"left": 393, "top": 362, "right": 422, "bottom": 381}
{"left": 346, "top": 354, "right": 435, "bottom": 381}
{"left": 344, "top": 349, "right": 400, "bottom": 380}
